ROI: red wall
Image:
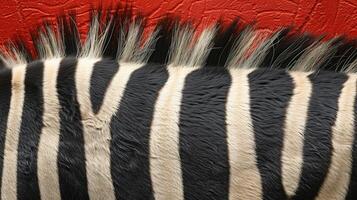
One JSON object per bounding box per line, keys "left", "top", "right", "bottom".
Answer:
{"left": 0, "top": 0, "right": 356, "bottom": 47}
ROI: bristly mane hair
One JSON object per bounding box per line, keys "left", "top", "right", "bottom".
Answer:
{"left": 0, "top": 4, "right": 357, "bottom": 72}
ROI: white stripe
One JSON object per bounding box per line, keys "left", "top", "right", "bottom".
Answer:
{"left": 1, "top": 65, "right": 26, "bottom": 200}
{"left": 37, "top": 58, "right": 62, "bottom": 200}
{"left": 316, "top": 74, "right": 357, "bottom": 200}
{"left": 226, "top": 68, "right": 263, "bottom": 200}
{"left": 75, "top": 58, "right": 143, "bottom": 200}
{"left": 150, "top": 66, "right": 197, "bottom": 200}
{"left": 281, "top": 71, "right": 312, "bottom": 197}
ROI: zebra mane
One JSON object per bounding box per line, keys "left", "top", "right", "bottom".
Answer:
{"left": 0, "top": 5, "right": 357, "bottom": 72}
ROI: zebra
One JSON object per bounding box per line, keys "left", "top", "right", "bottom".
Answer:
{"left": 0, "top": 5, "right": 356, "bottom": 200}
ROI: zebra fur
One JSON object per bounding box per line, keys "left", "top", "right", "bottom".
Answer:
{"left": 1, "top": 6, "right": 356, "bottom": 71}
{"left": 0, "top": 5, "right": 356, "bottom": 200}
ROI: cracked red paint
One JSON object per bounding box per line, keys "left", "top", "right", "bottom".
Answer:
{"left": 0, "top": 0, "right": 356, "bottom": 47}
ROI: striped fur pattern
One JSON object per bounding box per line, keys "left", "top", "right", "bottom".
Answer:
{"left": 0, "top": 6, "right": 357, "bottom": 200}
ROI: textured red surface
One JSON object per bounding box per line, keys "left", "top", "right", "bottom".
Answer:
{"left": 0, "top": 0, "right": 356, "bottom": 47}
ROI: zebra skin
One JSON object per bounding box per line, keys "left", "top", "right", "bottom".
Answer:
{"left": 0, "top": 6, "right": 357, "bottom": 200}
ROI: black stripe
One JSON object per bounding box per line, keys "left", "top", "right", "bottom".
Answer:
{"left": 57, "top": 58, "right": 89, "bottom": 200}
{"left": 347, "top": 77, "right": 357, "bottom": 199}
{"left": 110, "top": 63, "right": 168, "bottom": 199}
{"left": 0, "top": 69, "right": 12, "bottom": 197}
{"left": 16, "top": 61, "right": 44, "bottom": 200}
{"left": 205, "top": 19, "right": 240, "bottom": 67}
{"left": 0, "top": 59, "right": 6, "bottom": 70}
{"left": 293, "top": 71, "right": 347, "bottom": 200}
{"left": 248, "top": 69, "right": 293, "bottom": 200}
{"left": 179, "top": 67, "right": 231, "bottom": 200}
{"left": 90, "top": 59, "right": 119, "bottom": 114}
